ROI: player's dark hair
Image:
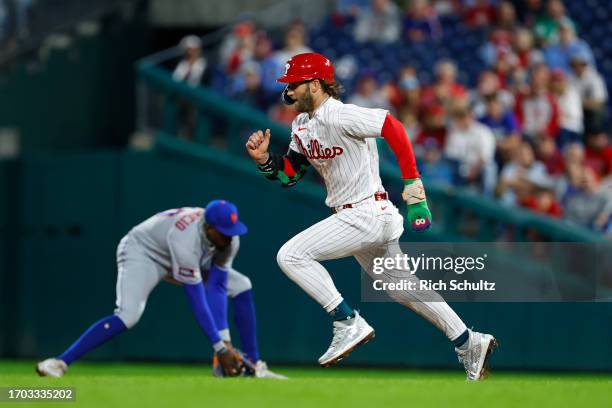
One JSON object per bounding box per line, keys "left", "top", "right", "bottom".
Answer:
{"left": 321, "top": 80, "right": 344, "bottom": 100}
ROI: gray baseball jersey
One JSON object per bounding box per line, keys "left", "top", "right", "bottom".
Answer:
{"left": 128, "top": 207, "right": 238, "bottom": 285}
{"left": 289, "top": 97, "right": 388, "bottom": 208}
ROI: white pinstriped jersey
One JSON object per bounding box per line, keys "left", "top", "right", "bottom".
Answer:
{"left": 128, "top": 207, "right": 238, "bottom": 284}
{"left": 289, "top": 98, "right": 389, "bottom": 208}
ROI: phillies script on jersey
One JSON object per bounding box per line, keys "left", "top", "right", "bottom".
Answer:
{"left": 294, "top": 136, "right": 344, "bottom": 160}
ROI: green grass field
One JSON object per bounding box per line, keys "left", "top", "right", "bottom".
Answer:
{"left": 1, "top": 361, "right": 610, "bottom": 408}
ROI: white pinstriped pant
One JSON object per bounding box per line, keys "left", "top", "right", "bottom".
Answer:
{"left": 276, "top": 197, "right": 467, "bottom": 341}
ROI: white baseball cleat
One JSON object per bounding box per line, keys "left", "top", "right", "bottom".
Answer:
{"left": 36, "top": 358, "right": 68, "bottom": 378}
{"left": 318, "top": 311, "right": 375, "bottom": 367}
{"left": 254, "top": 360, "right": 288, "bottom": 379}
{"left": 456, "top": 330, "right": 498, "bottom": 381}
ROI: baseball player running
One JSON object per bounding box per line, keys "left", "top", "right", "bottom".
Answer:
{"left": 36, "top": 200, "right": 286, "bottom": 379}
{"left": 246, "top": 53, "right": 497, "bottom": 380}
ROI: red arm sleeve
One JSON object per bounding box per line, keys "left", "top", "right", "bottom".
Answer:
{"left": 381, "top": 112, "right": 420, "bottom": 179}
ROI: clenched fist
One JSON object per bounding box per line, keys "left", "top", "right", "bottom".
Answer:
{"left": 246, "top": 129, "right": 271, "bottom": 164}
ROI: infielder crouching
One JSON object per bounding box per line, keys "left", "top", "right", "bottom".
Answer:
{"left": 246, "top": 53, "right": 497, "bottom": 381}
{"left": 36, "top": 200, "right": 286, "bottom": 379}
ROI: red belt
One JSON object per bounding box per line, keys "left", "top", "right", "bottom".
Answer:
{"left": 332, "top": 192, "right": 388, "bottom": 214}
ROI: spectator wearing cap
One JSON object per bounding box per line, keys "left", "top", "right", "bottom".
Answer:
{"left": 403, "top": 0, "right": 441, "bottom": 42}
{"left": 534, "top": 0, "right": 576, "bottom": 46}
{"left": 219, "top": 21, "right": 255, "bottom": 76}
{"left": 569, "top": 50, "right": 608, "bottom": 135}
{"left": 172, "top": 35, "right": 207, "bottom": 87}
{"left": 515, "top": 64, "right": 560, "bottom": 141}
{"left": 498, "top": 142, "right": 549, "bottom": 206}
{"left": 354, "top": 0, "right": 401, "bottom": 43}
{"left": 171, "top": 35, "right": 207, "bottom": 139}
{"left": 445, "top": 105, "right": 497, "bottom": 194}
{"left": 543, "top": 20, "right": 594, "bottom": 74}
{"left": 584, "top": 131, "right": 612, "bottom": 178}
{"left": 347, "top": 72, "right": 391, "bottom": 109}
{"left": 550, "top": 69, "right": 583, "bottom": 147}
{"left": 478, "top": 92, "right": 521, "bottom": 165}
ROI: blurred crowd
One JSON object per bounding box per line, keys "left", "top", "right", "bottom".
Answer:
{"left": 171, "top": 0, "right": 611, "bottom": 235}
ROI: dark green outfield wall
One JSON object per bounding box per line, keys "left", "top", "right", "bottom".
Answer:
{"left": 1, "top": 148, "right": 611, "bottom": 370}
{"left": 0, "top": 17, "right": 151, "bottom": 151}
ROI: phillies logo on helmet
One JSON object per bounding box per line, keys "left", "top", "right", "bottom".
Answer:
{"left": 295, "top": 135, "right": 344, "bottom": 160}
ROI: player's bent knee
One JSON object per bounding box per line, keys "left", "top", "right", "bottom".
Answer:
{"left": 227, "top": 269, "right": 252, "bottom": 297}
{"left": 276, "top": 243, "right": 296, "bottom": 272}
{"left": 114, "top": 309, "right": 143, "bottom": 329}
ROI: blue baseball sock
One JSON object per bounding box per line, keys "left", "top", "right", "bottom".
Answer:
{"left": 330, "top": 300, "right": 354, "bottom": 321}
{"left": 58, "top": 315, "right": 127, "bottom": 365}
{"left": 205, "top": 265, "right": 229, "bottom": 334}
{"left": 232, "top": 290, "right": 259, "bottom": 363}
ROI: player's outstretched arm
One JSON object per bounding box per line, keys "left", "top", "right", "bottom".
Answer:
{"left": 246, "top": 128, "right": 310, "bottom": 188}
{"left": 380, "top": 113, "right": 432, "bottom": 233}
{"left": 183, "top": 282, "right": 244, "bottom": 376}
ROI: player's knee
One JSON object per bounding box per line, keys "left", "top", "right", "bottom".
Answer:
{"left": 277, "top": 242, "right": 307, "bottom": 276}
{"left": 276, "top": 243, "right": 294, "bottom": 272}
{"left": 228, "top": 269, "right": 252, "bottom": 297}
{"left": 114, "top": 306, "right": 144, "bottom": 329}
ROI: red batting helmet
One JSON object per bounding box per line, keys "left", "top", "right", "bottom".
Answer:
{"left": 276, "top": 52, "right": 335, "bottom": 84}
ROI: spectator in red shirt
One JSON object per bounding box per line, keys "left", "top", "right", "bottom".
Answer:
{"left": 464, "top": 0, "right": 497, "bottom": 28}
{"left": 584, "top": 131, "right": 612, "bottom": 178}
{"left": 534, "top": 136, "right": 565, "bottom": 176}
{"left": 420, "top": 59, "right": 467, "bottom": 115}
{"left": 219, "top": 21, "right": 255, "bottom": 75}
{"left": 515, "top": 64, "right": 560, "bottom": 141}
{"left": 520, "top": 186, "right": 563, "bottom": 218}
{"left": 492, "top": 46, "right": 519, "bottom": 89}
{"left": 512, "top": 27, "right": 544, "bottom": 70}
{"left": 415, "top": 104, "right": 447, "bottom": 151}
{"left": 388, "top": 65, "right": 421, "bottom": 113}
